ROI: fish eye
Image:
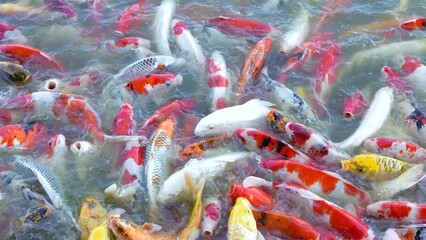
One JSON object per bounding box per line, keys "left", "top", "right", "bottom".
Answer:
{"left": 88, "top": 201, "right": 96, "bottom": 209}
{"left": 208, "top": 124, "right": 214, "bottom": 130}
{"left": 48, "top": 141, "right": 52, "bottom": 146}
{"left": 357, "top": 167, "right": 364, "bottom": 172}
{"left": 165, "top": 81, "right": 171, "bottom": 86}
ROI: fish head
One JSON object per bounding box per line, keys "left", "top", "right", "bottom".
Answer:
{"left": 228, "top": 197, "right": 256, "bottom": 233}
{"left": 178, "top": 145, "right": 201, "bottom": 160}
{"left": 341, "top": 155, "right": 379, "bottom": 177}
{"left": 70, "top": 141, "right": 96, "bottom": 157}
{"left": 400, "top": 18, "right": 426, "bottom": 31}
{"left": 115, "top": 3, "right": 143, "bottom": 34}
{"left": 366, "top": 202, "right": 387, "bottom": 219}
{"left": 401, "top": 56, "right": 422, "bottom": 75}
{"left": 78, "top": 196, "right": 107, "bottom": 222}
{"left": 107, "top": 215, "right": 140, "bottom": 239}
{"left": 20, "top": 205, "right": 52, "bottom": 224}
{"left": 193, "top": 117, "right": 221, "bottom": 136}
{"left": 342, "top": 92, "right": 368, "bottom": 119}
{"left": 41, "top": 78, "right": 61, "bottom": 92}
{"left": 266, "top": 109, "right": 290, "bottom": 133}
{"left": 172, "top": 19, "right": 189, "bottom": 36}
{"left": 46, "top": 134, "right": 67, "bottom": 158}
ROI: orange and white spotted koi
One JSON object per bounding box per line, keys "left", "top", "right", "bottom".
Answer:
{"left": 206, "top": 51, "right": 231, "bottom": 112}
{"left": 178, "top": 135, "right": 231, "bottom": 160}
{"left": 172, "top": 19, "right": 206, "bottom": 67}
{"left": 367, "top": 201, "right": 426, "bottom": 224}
{"left": 0, "top": 123, "right": 49, "bottom": 152}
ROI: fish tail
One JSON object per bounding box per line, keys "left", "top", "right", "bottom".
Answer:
{"left": 184, "top": 172, "right": 205, "bottom": 201}
{"left": 374, "top": 164, "right": 426, "bottom": 200}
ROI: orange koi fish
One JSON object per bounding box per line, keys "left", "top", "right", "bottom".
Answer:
{"left": 178, "top": 135, "right": 230, "bottom": 160}
{"left": 125, "top": 73, "right": 182, "bottom": 95}
{"left": 0, "top": 123, "right": 48, "bottom": 151}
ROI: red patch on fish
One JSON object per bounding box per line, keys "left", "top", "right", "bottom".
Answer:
{"left": 121, "top": 169, "right": 137, "bottom": 185}
{"left": 173, "top": 21, "right": 189, "bottom": 35}
{"left": 208, "top": 75, "right": 229, "bottom": 88}
{"left": 375, "top": 137, "right": 395, "bottom": 150}
{"left": 204, "top": 203, "right": 220, "bottom": 221}
{"left": 215, "top": 98, "right": 228, "bottom": 110}
{"left": 288, "top": 123, "right": 312, "bottom": 147}
{"left": 401, "top": 56, "right": 422, "bottom": 74}
{"left": 378, "top": 202, "right": 411, "bottom": 220}
{"left": 399, "top": 17, "right": 426, "bottom": 31}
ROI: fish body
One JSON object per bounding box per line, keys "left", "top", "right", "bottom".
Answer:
{"left": 207, "top": 51, "right": 231, "bottom": 111}
{"left": 125, "top": 73, "right": 183, "bottom": 95}
{"left": 201, "top": 197, "right": 221, "bottom": 238}
{"left": 236, "top": 37, "right": 273, "bottom": 95}
{"left": 88, "top": 223, "right": 110, "bottom": 240}
{"left": 208, "top": 16, "right": 271, "bottom": 38}
{"left": 230, "top": 184, "right": 274, "bottom": 210}
{"left": 252, "top": 209, "right": 320, "bottom": 240}
{"left": 115, "top": 55, "right": 176, "bottom": 82}
{"left": 0, "top": 44, "right": 65, "bottom": 73}
{"left": 108, "top": 216, "right": 174, "bottom": 240}
{"left": 343, "top": 92, "right": 368, "bottom": 119}
{"left": 118, "top": 140, "right": 144, "bottom": 187}
{"left": 171, "top": 19, "right": 206, "bottom": 68}
{"left": 266, "top": 109, "right": 348, "bottom": 164}
{"left": 179, "top": 135, "right": 230, "bottom": 160}
{"left": 78, "top": 196, "right": 107, "bottom": 240}
{"left": 112, "top": 102, "right": 136, "bottom": 136}
{"left": 399, "top": 18, "right": 426, "bottom": 31}
{"left": 383, "top": 225, "right": 426, "bottom": 240}
{"left": 0, "top": 61, "right": 32, "bottom": 87}
{"left": 280, "top": 9, "right": 310, "bottom": 53}
{"left": 259, "top": 75, "right": 317, "bottom": 122}
{"left": 261, "top": 159, "right": 371, "bottom": 206}
{"left": 44, "top": 0, "right": 76, "bottom": 19}
{"left": 137, "top": 98, "right": 197, "bottom": 135}
{"left": 0, "top": 123, "right": 48, "bottom": 151}
{"left": 227, "top": 197, "right": 259, "bottom": 240}
{"left": 157, "top": 152, "right": 250, "bottom": 204}
{"left": 105, "top": 37, "right": 151, "bottom": 52}
{"left": 145, "top": 117, "right": 176, "bottom": 219}
{"left": 341, "top": 154, "right": 414, "bottom": 181}
{"left": 20, "top": 205, "right": 53, "bottom": 224}
{"left": 337, "top": 87, "right": 394, "bottom": 149}
{"left": 116, "top": 2, "right": 145, "bottom": 34}
{"left": 194, "top": 99, "right": 274, "bottom": 136}
{"left": 278, "top": 183, "right": 376, "bottom": 240}
{"left": 235, "top": 128, "right": 311, "bottom": 164}
{"left": 153, "top": 0, "right": 176, "bottom": 55}
{"left": 363, "top": 137, "right": 426, "bottom": 164}
{"left": 367, "top": 201, "right": 426, "bottom": 224}
{"left": 400, "top": 57, "right": 426, "bottom": 97}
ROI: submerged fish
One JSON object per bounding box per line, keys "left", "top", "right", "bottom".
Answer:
{"left": 0, "top": 61, "right": 32, "bottom": 87}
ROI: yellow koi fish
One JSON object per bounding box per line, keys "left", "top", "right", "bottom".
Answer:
{"left": 78, "top": 196, "right": 107, "bottom": 240}
{"left": 227, "top": 197, "right": 264, "bottom": 240}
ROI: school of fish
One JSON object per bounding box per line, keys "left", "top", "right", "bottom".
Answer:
{"left": 2, "top": 0, "right": 426, "bottom": 239}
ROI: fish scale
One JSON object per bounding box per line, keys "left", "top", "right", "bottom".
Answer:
{"left": 115, "top": 55, "right": 176, "bottom": 82}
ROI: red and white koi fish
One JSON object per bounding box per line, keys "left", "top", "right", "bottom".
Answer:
{"left": 399, "top": 17, "right": 426, "bottom": 31}
{"left": 40, "top": 134, "right": 69, "bottom": 177}
{"left": 153, "top": 0, "right": 175, "bottom": 55}
{"left": 234, "top": 128, "right": 312, "bottom": 164}
{"left": 367, "top": 201, "right": 426, "bottom": 224}
{"left": 279, "top": 47, "right": 311, "bottom": 82}
{"left": 383, "top": 224, "right": 426, "bottom": 240}
{"left": 137, "top": 98, "right": 197, "bottom": 135}
{"left": 0, "top": 123, "right": 49, "bottom": 152}
{"left": 201, "top": 196, "right": 221, "bottom": 238}
{"left": 260, "top": 159, "right": 371, "bottom": 206}
{"left": 280, "top": 9, "right": 310, "bottom": 53}
{"left": 114, "top": 55, "right": 177, "bottom": 82}
{"left": 206, "top": 51, "right": 231, "bottom": 112}
{"left": 172, "top": 19, "right": 206, "bottom": 68}
{"left": 266, "top": 109, "right": 349, "bottom": 165}
{"left": 112, "top": 103, "right": 136, "bottom": 136}
{"left": 236, "top": 37, "right": 273, "bottom": 95}
{"left": 381, "top": 66, "right": 409, "bottom": 93}
{"left": 400, "top": 56, "right": 426, "bottom": 96}
{"left": 179, "top": 135, "right": 230, "bottom": 160}
{"left": 208, "top": 16, "right": 272, "bottom": 38}
{"left": 230, "top": 183, "right": 274, "bottom": 210}
{"left": 0, "top": 44, "right": 65, "bottom": 73}
{"left": 343, "top": 91, "right": 368, "bottom": 119}
{"left": 337, "top": 87, "right": 394, "bottom": 149}
{"left": 125, "top": 73, "right": 183, "bottom": 98}
{"left": 278, "top": 182, "right": 376, "bottom": 240}
{"left": 104, "top": 37, "right": 150, "bottom": 52}
{"left": 252, "top": 209, "right": 320, "bottom": 240}
{"left": 44, "top": 0, "right": 76, "bottom": 20}
{"left": 0, "top": 22, "right": 27, "bottom": 43}
{"left": 145, "top": 117, "right": 176, "bottom": 220}
{"left": 363, "top": 137, "right": 426, "bottom": 164}
{"left": 394, "top": 96, "right": 426, "bottom": 142}
{"left": 116, "top": 1, "right": 147, "bottom": 34}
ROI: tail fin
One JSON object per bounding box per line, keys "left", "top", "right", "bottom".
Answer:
{"left": 374, "top": 164, "right": 426, "bottom": 200}
{"left": 243, "top": 176, "right": 273, "bottom": 188}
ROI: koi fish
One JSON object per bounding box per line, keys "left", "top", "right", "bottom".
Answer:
{"left": 208, "top": 16, "right": 272, "bottom": 38}
{"left": 252, "top": 209, "right": 320, "bottom": 240}
{"left": 266, "top": 109, "right": 349, "bottom": 164}
{"left": 111, "top": 102, "right": 136, "bottom": 136}
{"left": 179, "top": 135, "right": 231, "bottom": 160}
{"left": 367, "top": 201, "right": 426, "bottom": 224}
{"left": 0, "top": 22, "right": 27, "bottom": 43}
{"left": 277, "top": 182, "right": 376, "bottom": 240}
{"left": 43, "top": 70, "right": 101, "bottom": 95}
{"left": 44, "top": 0, "right": 76, "bottom": 20}
{"left": 201, "top": 196, "right": 221, "bottom": 238}
{"left": 0, "top": 123, "right": 49, "bottom": 152}
{"left": 259, "top": 72, "right": 317, "bottom": 123}
{"left": 235, "top": 128, "right": 312, "bottom": 164}
{"left": 261, "top": 159, "right": 370, "bottom": 206}
{"left": 236, "top": 37, "right": 273, "bottom": 95}
{"left": 88, "top": 223, "right": 110, "bottom": 240}
{"left": 400, "top": 56, "right": 426, "bottom": 97}
{"left": 157, "top": 152, "right": 251, "bottom": 204}
{"left": 172, "top": 19, "right": 206, "bottom": 68}
{"left": 0, "top": 22, "right": 14, "bottom": 39}
{"left": 383, "top": 224, "right": 426, "bottom": 240}
{"left": 104, "top": 37, "right": 151, "bottom": 52}
{"left": 206, "top": 51, "right": 231, "bottom": 111}
{"left": 116, "top": 2, "right": 146, "bottom": 34}
{"left": 0, "top": 44, "right": 65, "bottom": 73}
{"left": 114, "top": 55, "right": 177, "bottom": 82}
{"left": 363, "top": 137, "right": 426, "bottom": 164}
{"left": 230, "top": 183, "right": 274, "bottom": 210}
{"left": 341, "top": 154, "right": 415, "bottom": 181}
{"left": 71, "top": 140, "right": 100, "bottom": 180}
{"left": 394, "top": 96, "right": 426, "bottom": 142}
{"left": 227, "top": 197, "right": 264, "bottom": 240}
{"left": 41, "top": 134, "right": 69, "bottom": 177}
{"left": 194, "top": 99, "right": 274, "bottom": 136}
{"left": 381, "top": 66, "right": 409, "bottom": 93}
{"left": 336, "top": 87, "right": 394, "bottom": 149}
{"left": 153, "top": 0, "right": 176, "bottom": 55}
{"left": 20, "top": 205, "right": 53, "bottom": 224}
{"left": 280, "top": 9, "right": 310, "bottom": 53}
{"left": 399, "top": 17, "right": 426, "bottom": 31}
{"left": 343, "top": 92, "right": 368, "bottom": 119}
{"left": 137, "top": 98, "right": 197, "bottom": 135}
{"left": 145, "top": 117, "right": 176, "bottom": 220}
{"left": 0, "top": 61, "right": 32, "bottom": 87}
{"left": 279, "top": 47, "right": 311, "bottom": 82}
{"left": 125, "top": 73, "right": 183, "bottom": 96}
{"left": 78, "top": 196, "right": 107, "bottom": 240}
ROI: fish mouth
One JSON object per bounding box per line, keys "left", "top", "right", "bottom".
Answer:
{"left": 340, "top": 160, "right": 352, "bottom": 171}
